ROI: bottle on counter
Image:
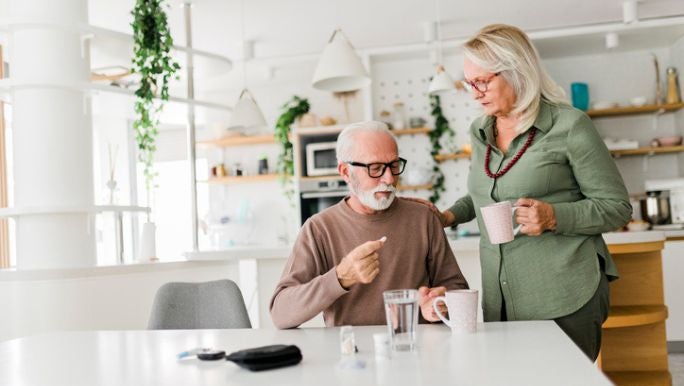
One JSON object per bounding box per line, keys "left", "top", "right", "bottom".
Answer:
{"left": 666, "top": 67, "right": 681, "bottom": 104}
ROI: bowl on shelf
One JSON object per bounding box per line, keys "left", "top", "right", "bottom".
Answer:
{"left": 627, "top": 220, "right": 650, "bottom": 232}
{"left": 655, "top": 135, "right": 683, "bottom": 147}
{"left": 630, "top": 96, "right": 647, "bottom": 107}
{"left": 592, "top": 101, "right": 618, "bottom": 110}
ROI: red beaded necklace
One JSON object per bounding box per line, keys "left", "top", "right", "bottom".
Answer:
{"left": 484, "top": 127, "right": 537, "bottom": 179}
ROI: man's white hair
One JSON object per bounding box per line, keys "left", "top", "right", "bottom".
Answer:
{"left": 336, "top": 121, "right": 397, "bottom": 164}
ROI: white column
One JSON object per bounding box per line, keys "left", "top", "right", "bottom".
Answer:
{"left": 9, "top": 0, "right": 95, "bottom": 268}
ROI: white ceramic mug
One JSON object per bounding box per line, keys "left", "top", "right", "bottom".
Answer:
{"left": 432, "top": 289, "right": 479, "bottom": 334}
{"left": 480, "top": 201, "right": 521, "bottom": 244}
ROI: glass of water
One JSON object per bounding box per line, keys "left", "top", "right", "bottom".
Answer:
{"left": 383, "top": 289, "right": 419, "bottom": 352}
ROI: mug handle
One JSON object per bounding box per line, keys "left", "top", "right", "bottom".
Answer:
{"left": 432, "top": 296, "right": 451, "bottom": 326}
{"left": 511, "top": 206, "right": 522, "bottom": 235}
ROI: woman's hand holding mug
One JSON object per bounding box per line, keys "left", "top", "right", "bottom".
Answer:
{"left": 514, "top": 198, "right": 557, "bottom": 236}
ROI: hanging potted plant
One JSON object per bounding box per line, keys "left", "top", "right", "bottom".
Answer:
{"left": 131, "top": 0, "right": 180, "bottom": 260}
{"left": 274, "top": 96, "right": 310, "bottom": 204}
{"left": 428, "top": 94, "right": 454, "bottom": 204}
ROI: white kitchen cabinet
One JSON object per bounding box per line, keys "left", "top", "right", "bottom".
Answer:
{"left": 662, "top": 240, "right": 684, "bottom": 343}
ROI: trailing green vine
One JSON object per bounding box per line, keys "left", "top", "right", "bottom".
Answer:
{"left": 428, "top": 94, "right": 454, "bottom": 203}
{"left": 131, "top": 0, "right": 180, "bottom": 193}
{"left": 274, "top": 96, "right": 310, "bottom": 204}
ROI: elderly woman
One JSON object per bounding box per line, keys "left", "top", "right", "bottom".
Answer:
{"left": 433, "top": 24, "right": 631, "bottom": 360}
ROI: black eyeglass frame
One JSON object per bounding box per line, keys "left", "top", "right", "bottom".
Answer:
{"left": 345, "top": 157, "right": 407, "bottom": 178}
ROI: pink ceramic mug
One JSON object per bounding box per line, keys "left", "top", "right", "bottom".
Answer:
{"left": 480, "top": 201, "right": 521, "bottom": 244}
{"left": 432, "top": 289, "right": 479, "bottom": 334}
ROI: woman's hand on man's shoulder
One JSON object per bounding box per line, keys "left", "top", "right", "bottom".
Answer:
{"left": 399, "top": 197, "right": 453, "bottom": 227}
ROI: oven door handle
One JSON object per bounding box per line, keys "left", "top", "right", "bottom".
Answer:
{"left": 301, "top": 191, "right": 348, "bottom": 199}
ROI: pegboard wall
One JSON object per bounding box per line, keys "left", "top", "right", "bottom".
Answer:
{"left": 371, "top": 56, "right": 482, "bottom": 227}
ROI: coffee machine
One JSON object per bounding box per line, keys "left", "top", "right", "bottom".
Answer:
{"left": 644, "top": 178, "right": 684, "bottom": 229}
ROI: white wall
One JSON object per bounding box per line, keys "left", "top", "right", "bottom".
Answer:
{"left": 544, "top": 47, "right": 681, "bottom": 194}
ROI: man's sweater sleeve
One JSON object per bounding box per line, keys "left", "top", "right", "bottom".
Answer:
{"left": 269, "top": 220, "right": 348, "bottom": 329}
{"left": 427, "top": 214, "right": 469, "bottom": 290}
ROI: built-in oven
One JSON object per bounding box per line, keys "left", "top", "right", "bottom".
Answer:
{"left": 299, "top": 178, "right": 349, "bottom": 224}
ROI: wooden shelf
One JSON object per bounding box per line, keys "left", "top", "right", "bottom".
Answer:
{"left": 197, "top": 134, "right": 276, "bottom": 147}
{"left": 610, "top": 145, "right": 684, "bottom": 157}
{"left": 392, "top": 127, "right": 431, "bottom": 136}
{"left": 587, "top": 102, "right": 684, "bottom": 118}
{"left": 293, "top": 124, "right": 346, "bottom": 137}
{"left": 202, "top": 174, "right": 281, "bottom": 184}
{"left": 397, "top": 184, "right": 433, "bottom": 191}
{"left": 299, "top": 175, "right": 344, "bottom": 181}
{"left": 434, "top": 153, "right": 471, "bottom": 162}
{"left": 603, "top": 305, "right": 668, "bottom": 329}
{"left": 429, "top": 146, "right": 684, "bottom": 161}
{"left": 598, "top": 243, "right": 671, "bottom": 385}
{"left": 603, "top": 370, "right": 672, "bottom": 386}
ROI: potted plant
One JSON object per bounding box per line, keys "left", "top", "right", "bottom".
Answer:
{"left": 428, "top": 94, "right": 454, "bottom": 204}
{"left": 274, "top": 96, "right": 310, "bottom": 204}
{"left": 131, "top": 0, "right": 180, "bottom": 260}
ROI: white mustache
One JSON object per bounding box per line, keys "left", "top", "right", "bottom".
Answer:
{"left": 372, "top": 184, "right": 396, "bottom": 193}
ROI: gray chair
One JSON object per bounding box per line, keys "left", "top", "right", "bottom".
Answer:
{"left": 148, "top": 279, "right": 252, "bottom": 329}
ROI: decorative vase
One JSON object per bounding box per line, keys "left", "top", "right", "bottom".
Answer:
{"left": 138, "top": 222, "right": 157, "bottom": 262}
{"left": 106, "top": 179, "right": 117, "bottom": 205}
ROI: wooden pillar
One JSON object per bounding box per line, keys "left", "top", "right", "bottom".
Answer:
{"left": 0, "top": 45, "right": 9, "bottom": 269}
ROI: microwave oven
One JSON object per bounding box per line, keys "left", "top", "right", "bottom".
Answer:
{"left": 305, "top": 141, "right": 338, "bottom": 176}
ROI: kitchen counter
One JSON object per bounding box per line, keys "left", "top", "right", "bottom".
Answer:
{"left": 602, "top": 230, "right": 666, "bottom": 244}
{"left": 184, "top": 244, "right": 293, "bottom": 261}
{"left": 183, "top": 237, "right": 483, "bottom": 261}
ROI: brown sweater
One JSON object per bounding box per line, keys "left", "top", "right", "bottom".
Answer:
{"left": 269, "top": 197, "right": 468, "bottom": 329}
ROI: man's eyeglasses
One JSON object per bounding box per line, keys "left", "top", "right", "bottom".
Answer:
{"left": 346, "top": 158, "right": 407, "bottom": 178}
{"left": 462, "top": 72, "right": 500, "bottom": 94}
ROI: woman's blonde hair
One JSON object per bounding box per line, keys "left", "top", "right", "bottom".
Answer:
{"left": 463, "top": 24, "right": 568, "bottom": 134}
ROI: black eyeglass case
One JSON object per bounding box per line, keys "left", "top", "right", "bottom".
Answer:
{"left": 225, "top": 344, "right": 302, "bottom": 371}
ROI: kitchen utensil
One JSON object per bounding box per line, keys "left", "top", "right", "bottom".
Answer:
{"left": 639, "top": 191, "right": 671, "bottom": 225}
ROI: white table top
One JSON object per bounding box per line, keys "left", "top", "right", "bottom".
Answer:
{"left": 0, "top": 321, "right": 610, "bottom": 386}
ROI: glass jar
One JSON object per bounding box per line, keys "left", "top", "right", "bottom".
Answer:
{"left": 339, "top": 325, "right": 356, "bottom": 356}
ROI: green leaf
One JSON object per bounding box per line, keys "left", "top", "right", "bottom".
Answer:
{"left": 131, "top": 0, "right": 179, "bottom": 191}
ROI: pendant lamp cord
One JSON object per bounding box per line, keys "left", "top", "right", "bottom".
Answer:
{"left": 241, "top": 0, "right": 247, "bottom": 90}
{"left": 436, "top": 0, "right": 442, "bottom": 63}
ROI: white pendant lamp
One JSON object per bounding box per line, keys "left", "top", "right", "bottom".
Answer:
{"left": 227, "top": 88, "right": 267, "bottom": 132}
{"left": 312, "top": 29, "right": 370, "bottom": 92}
{"left": 427, "top": 0, "right": 455, "bottom": 95}
{"left": 228, "top": 0, "right": 267, "bottom": 133}
{"left": 428, "top": 64, "right": 456, "bottom": 95}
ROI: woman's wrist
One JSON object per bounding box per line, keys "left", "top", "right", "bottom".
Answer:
{"left": 442, "top": 210, "right": 456, "bottom": 227}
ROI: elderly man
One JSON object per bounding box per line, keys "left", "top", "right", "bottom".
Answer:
{"left": 270, "top": 121, "right": 468, "bottom": 329}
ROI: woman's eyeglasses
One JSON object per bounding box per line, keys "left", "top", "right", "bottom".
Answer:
{"left": 462, "top": 72, "right": 500, "bottom": 94}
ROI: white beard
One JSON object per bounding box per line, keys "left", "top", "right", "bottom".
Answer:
{"left": 350, "top": 172, "right": 396, "bottom": 211}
